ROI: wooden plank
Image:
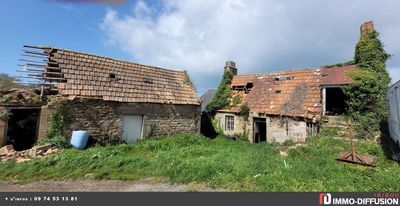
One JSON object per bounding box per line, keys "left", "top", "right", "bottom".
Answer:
{"left": 23, "top": 45, "right": 47, "bottom": 49}
{"left": 18, "top": 64, "right": 61, "bottom": 70}
{"left": 21, "top": 54, "right": 48, "bottom": 59}
{"left": 15, "top": 76, "right": 65, "bottom": 80}
{"left": 17, "top": 69, "right": 45, "bottom": 72}
{"left": 19, "top": 59, "right": 46, "bottom": 64}
{"left": 22, "top": 49, "right": 49, "bottom": 56}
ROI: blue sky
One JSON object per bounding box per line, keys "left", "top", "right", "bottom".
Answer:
{"left": 0, "top": 0, "right": 133, "bottom": 75}
{"left": 1, "top": 0, "right": 399, "bottom": 95}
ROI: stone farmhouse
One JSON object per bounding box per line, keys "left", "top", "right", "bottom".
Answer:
{"left": 0, "top": 46, "right": 200, "bottom": 150}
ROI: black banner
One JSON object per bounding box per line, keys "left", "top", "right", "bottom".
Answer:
{"left": 0, "top": 192, "right": 399, "bottom": 206}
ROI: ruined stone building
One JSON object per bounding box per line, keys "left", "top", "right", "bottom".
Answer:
{"left": 0, "top": 46, "right": 200, "bottom": 150}
{"left": 215, "top": 62, "right": 355, "bottom": 143}
{"left": 214, "top": 20, "right": 375, "bottom": 143}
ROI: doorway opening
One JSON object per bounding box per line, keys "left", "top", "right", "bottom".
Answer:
{"left": 253, "top": 118, "right": 266, "bottom": 143}
{"left": 325, "top": 87, "right": 346, "bottom": 115}
{"left": 6, "top": 108, "right": 40, "bottom": 151}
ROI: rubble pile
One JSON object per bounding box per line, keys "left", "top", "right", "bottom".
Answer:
{"left": 0, "top": 144, "right": 61, "bottom": 163}
{"left": 0, "top": 88, "right": 43, "bottom": 106}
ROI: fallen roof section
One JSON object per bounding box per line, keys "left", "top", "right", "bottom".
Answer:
{"left": 221, "top": 68, "right": 323, "bottom": 120}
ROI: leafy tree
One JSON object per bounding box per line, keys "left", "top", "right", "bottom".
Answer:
{"left": 343, "top": 28, "right": 391, "bottom": 138}
{"left": 0, "top": 73, "right": 18, "bottom": 89}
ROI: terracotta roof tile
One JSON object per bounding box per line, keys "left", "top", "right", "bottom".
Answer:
{"left": 222, "top": 66, "right": 357, "bottom": 119}
{"left": 43, "top": 47, "right": 199, "bottom": 105}
{"left": 221, "top": 69, "right": 323, "bottom": 120}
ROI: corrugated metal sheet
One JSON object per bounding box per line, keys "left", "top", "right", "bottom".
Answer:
{"left": 387, "top": 80, "right": 400, "bottom": 146}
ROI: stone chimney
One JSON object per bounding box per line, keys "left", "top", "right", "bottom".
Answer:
{"left": 360, "top": 21, "right": 374, "bottom": 35}
{"left": 224, "top": 61, "right": 237, "bottom": 76}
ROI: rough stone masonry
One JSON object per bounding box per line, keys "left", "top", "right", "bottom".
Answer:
{"left": 38, "top": 98, "right": 201, "bottom": 144}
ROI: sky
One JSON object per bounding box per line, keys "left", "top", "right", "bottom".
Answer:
{"left": 0, "top": 0, "right": 399, "bottom": 95}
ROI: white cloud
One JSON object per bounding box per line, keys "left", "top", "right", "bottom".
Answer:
{"left": 100, "top": 0, "right": 400, "bottom": 94}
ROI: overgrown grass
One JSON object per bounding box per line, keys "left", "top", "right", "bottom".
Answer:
{"left": 0, "top": 133, "right": 399, "bottom": 191}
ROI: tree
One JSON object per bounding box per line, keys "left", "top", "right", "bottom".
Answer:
{"left": 343, "top": 28, "right": 391, "bottom": 138}
{"left": 0, "top": 73, "right": 18, "bottom": 89}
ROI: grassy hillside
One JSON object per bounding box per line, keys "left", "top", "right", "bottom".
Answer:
{"left": 0, "top": 133, "right": 399, "bottom": 191}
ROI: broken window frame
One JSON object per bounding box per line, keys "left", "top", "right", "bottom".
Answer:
{"left": 231, "top": 82, "right": 253, "bottom": 93}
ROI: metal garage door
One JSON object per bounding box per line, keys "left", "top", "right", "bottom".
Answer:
{"left": 122, "top": 115, "right": 143, "bottom": 143}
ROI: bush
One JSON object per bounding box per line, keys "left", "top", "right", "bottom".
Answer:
{"left": 282, "top": 139, "right": 295, "bottom": 147}
{"left": 0, "top": 109, "right": 12, "bottom": 121}
{"left": 352, "top": 113, "right": 380, "bottom": 140}
{"left": 37, "top": 134, "right": 71, "bottom": 149}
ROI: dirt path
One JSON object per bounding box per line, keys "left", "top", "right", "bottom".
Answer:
{"left": 0, "top": 179, "right": 224, "bottom": 192}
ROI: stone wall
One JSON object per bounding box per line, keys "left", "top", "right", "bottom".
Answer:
{"left": 216, "top": 111, "right": 308, "bottom": 143}
{"left": 0, "top": 119, "right": 6, "bottom": 146}
{"left": 266, "top": 116, "right": 307, "bottom": 143}
{"left": 215, "top": 112, "right": 247, "bottom": 136}
{"left": 37, "top": 106, "right": 51, "bottom": 141}
{"left": 41, "top": 98, "right": 200, "bottom": 143}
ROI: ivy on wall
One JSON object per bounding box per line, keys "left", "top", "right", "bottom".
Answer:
{"left": 343, "top": 28, "right": 391, "bottom": 139}
{"left": 38, "top": 98, "right": 71, "bottom": 148}
{"left": 205, "top": 72, "right": 234, "bottom": 114}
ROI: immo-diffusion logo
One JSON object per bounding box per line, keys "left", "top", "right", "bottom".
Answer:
{"left": 320, "top": 193, "right": 331, "bottom": 205}
{"left": 319, "top": 193, "right": 399, "bottom": 205}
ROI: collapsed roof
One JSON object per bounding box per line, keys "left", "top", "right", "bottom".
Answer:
{"left": 17, "top": 46, "right": 200, "bottom": 105}
{"left": 219, "top": 65, "right": 356, "bottom": 120}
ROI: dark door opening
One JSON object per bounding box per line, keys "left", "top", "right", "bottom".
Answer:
{"left": 6, "top": 108, "right": 40, "bottom": 151}
{"left": 326, "top": 87, "right": 346, "bottom": 115}
{"left": 253, "top": 118, "right": 266, "bottom": 143}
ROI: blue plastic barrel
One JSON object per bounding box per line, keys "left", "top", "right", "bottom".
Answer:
{"left": 70, "top": 131, "right": 90, "bottom": 150}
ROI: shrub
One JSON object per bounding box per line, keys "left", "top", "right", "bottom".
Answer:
{"left": 0, "top": 109, "right": 12, "bottom": 121}
{"left": 0, "top": 94, "right": 12, "bottom": 103}
{"left": 352, "top": 113, "right": 380, "bottom": 139}
{"left": 282, "top": 139, "right": 295, "bottom": 147}
{"left": 37, "top": 134, "right": 71, "bottom": 149}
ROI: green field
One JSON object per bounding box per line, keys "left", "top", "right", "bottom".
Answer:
{"left": 0, "top": 133, "right": 399, "bottom": 191}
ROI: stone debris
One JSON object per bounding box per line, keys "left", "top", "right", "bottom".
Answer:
{"left": 279, "top": 151, "right": 288, "bottom": 157}
{"left": 0, "top": 88, "right": 42, "bottom": 106}
{"left": 0, "top": 144, "right": 61, "bottom": 163}
{"left": 0, "top": 145, "right": 14, "bottom": 156}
